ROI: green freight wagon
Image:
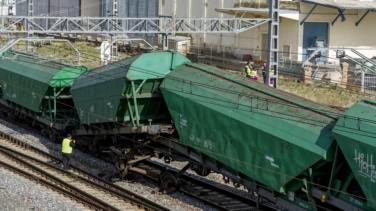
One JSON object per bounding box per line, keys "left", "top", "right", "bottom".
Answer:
{"left": 333, "top": 99, "right": 376, "bottom": 210}
{"left": 70, "top": 50, "right": 191, "bottom": 136}
{"left": 0, "top": 50, "right": 90, "bottom": 140}
{"left": 160, "top": 62, "right": 342, "bottom": 210}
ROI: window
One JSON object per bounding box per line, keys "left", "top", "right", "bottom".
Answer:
{"left": 282, "top": 45, "right": 290, "bottom": 59}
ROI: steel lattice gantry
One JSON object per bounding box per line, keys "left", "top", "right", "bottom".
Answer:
{"left": 0, "top": 0, "right": 27, "bottom": 6}
{"left": 0, "top": 16, "right": 270, "bottom": 34}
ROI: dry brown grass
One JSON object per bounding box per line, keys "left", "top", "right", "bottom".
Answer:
{"left": 0, "top": 38, "right": 129, "bottom": 69}
{"left": 1, "top": 37, "right": 374, "bottom": 108}
{"left": 277, "top": 79, "right": 371, "bottom": 108}
{"left": 230, "top": 70, "right": 374, "bottom": 108}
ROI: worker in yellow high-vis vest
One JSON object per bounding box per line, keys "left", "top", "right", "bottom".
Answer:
{"left": 61, "top": 134, "right": 76, "bottom": 171}
{"left": 245, "top": 61, "right": 252, "bottom": 78}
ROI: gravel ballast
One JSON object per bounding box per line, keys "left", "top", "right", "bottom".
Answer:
{"left": 0, "top": 120, "right": 225, "bottom": 211}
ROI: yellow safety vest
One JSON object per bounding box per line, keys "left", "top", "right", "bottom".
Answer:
{"left": 250, "top": 69, "right": 257, "bottom": 77}
{"left": 245, "top": 65, "right": 252, "bottom": 76}
{"left": 62, "top": 138, "right": 73, "bottom": 154}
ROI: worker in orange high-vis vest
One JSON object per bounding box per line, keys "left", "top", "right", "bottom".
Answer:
{"left": 61, "top": 134, "right": 76, "bottom": 171}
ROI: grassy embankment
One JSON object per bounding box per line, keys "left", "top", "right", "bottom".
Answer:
{"left": 1, "top": 38, "right": 373, "bottom": 108}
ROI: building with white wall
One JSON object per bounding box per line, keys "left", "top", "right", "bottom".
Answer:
{"left": 81, "top": 0, "right": 101, "bottom": 17}
{"left": 299, "top": 0, "right": 376, "bottom": 64}
{"left": 9, "top": 0, "right": 375, "bottom": 63}
{"left": 159, "top": 0, "right": 376, "bottom": 62}
{"left": 0, "top": 0, "right": 18, "bottom": 15}
{"left": 159, "top": 0, "right": 298, "bottom": 61}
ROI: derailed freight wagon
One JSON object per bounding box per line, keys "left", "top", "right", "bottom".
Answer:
{"left": 69, "top": 50, "right": 191, "bottom": 174}
{"left": 1, "top": 49, "right": 376, "bottom": 210}
{"left": 333, "top": 99, "right": 376, "bottom": 210}
{"left": 0, "top": 50, "right": 90, "bottom": 141}
{"left": 159, "top": 62, "right": 376, "bottom": 210}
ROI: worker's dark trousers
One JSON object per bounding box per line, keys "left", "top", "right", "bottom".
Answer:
{"left": 62, "top": 153, "right": 71, "bottom": 170}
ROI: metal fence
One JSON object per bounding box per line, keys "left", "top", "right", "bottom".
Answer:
{"left": 182, "top": 42, "right": 304, "bottom": 77}
{"left": 365, "top": 75, "right": 376, "bottom": 91}
{"left": 2, "top": 34, "right": 376, "bottom": 94}
{"left": 180, "top": 42, "right": 376, "bottom": 94}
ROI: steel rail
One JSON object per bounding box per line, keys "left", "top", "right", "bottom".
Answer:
{"left": 0, "top": 147, "right": 119, "bottom": 211}
{"left": 134, "top": 160, "right": 274, "bottom": 211}
{"left": 0, "top": 133, "right": 170, "bottom": 211}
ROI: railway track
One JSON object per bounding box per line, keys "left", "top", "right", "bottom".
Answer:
{"left": 135, "top": 161, "right": 275, "bottom": 211}
{"left": 0, "top": 116, "right": 275, "bottom": 210}
{"left": 0, "top": 133, "right": 170, "bottom": 211}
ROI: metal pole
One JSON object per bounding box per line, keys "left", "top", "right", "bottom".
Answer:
{"left": 361, "top": 70, "right": 365, "bottom": 93}
{"left": 162, "top": 34, "right": 168, "bottom": 50}
{"left": 266, "top": 0, "right": 279, "bottom": 88}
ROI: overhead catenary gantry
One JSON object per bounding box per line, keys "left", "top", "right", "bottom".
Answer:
{"left": 0, "top": 0, "right": 27, "bottom": 7}
{"left": 0, "top": 16, "right": 271, "bottom": 50}
{"left": 0, "top": 16, "right": 270, "bottom": 34}
{"left": 0, "top": 0, "right": 27, "bottom": 15}
{"left": 0, "top": 2, "right": 278, "bottom": 85}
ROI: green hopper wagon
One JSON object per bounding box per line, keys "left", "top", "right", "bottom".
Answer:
{"left": 70, "top": 50, "right": 191, "bottom": 135}
{"left": 160, "top": 63, "right": 341, "bottom": 209}
{"left": 333, "top": 99, "right": 376, "bottom": 210}
{"left": 0, "top": 50, "right": 90, "bottom": 140}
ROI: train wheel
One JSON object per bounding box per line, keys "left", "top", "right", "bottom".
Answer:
{"left": 50, "top": 133, "right": 59, "bottom": 142}
{"left": 195, "top": 166, "right": 211, "bottom": 176}
{"left": 41, "top": 128, "right": 47, "bottom": 136}
{"left": 119, "top": 165, "right": 129, "bottom": 178}
{"left": 116, "top": 157, "right": 126, "bottom": 171}
{"left": 7, "top": 109, "right": 16, "bottom": 121}
{"left": 191, "top": 163, "right": 211, "bottom": 176}
{"left": 31, "top": 119, "right": 36, "bottom": 127}
{"left": 116, "top": 156, "right": 130, "bottom": 179}
{"left": 159, "top": 172, "right": 179, "bottom": 194}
